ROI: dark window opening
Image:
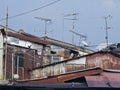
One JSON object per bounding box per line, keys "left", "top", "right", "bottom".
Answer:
{"left": 65, "top": 77, "right": 86, "bottom": 83}
{"left": 14, "top": 53, "right": 24, "bottom": 67}
{"left": 117, "top": 43, "right": 120, "bottom": 48}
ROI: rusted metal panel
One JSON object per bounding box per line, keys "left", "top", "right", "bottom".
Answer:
{"left": 30, "top": 51, "right": 120, "bottom": 79}
{"left": 66, "top": 57, "right": 86, "bottom": 72}
{"left": 31, "top": 63, "right": 66, "bottom": 79}
{"left": 85, "top": 76, "right": 109, "bottom": 87}
{"left": 44, "top": 67, "right": 51, "bottom": 76}
{"left": 59, "top": 63, "right": 66, "bottom": 74}
{"left": 54, "top": 64, "right": 61, "bottom": 75}
{"left": 66, "top": 64, "right": 85, "bottom": 72}
{"left": 86, "top": 52, "right": 120, "bottom": 69}
{"left": 0, "top": 33, "right": 4, "bottom": 80}
{"left": 85, "top": 70, "right": 120, "bottom": 88}
{"left": 17, "top": 67, "right": 102, "bottom": 84}
{"left": 30, "top": 57, "right": 86, "bottom": 79}
{"left": 67, "top": 57, "right": 86, "bottom": 64}
{"left": 58, "top": 67, "right": 102, "bottom": 83}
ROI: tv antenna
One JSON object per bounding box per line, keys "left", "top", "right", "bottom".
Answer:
{"left": 64, "top": 12, "right": 79, "bottom": 44}
{"left": 69, "top": 30, "right": 88, "bottom": 46}
{"left": 35, "top": 17, "right": 52, "bottom": 37}
{"left": 100, "top": 15, "right": 112, "bottom": 46}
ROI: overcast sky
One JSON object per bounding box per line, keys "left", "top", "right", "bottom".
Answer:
{"left": 0, "top": 0, "right": 120, "bottom": 50}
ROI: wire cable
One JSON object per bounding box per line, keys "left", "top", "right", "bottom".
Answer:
{"left": 0, "top": 0, "right": 61, "bottom": 21}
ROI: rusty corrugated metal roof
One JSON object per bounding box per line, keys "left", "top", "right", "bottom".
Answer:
{"left": 16, "top": 67, "right": 120, "bottom": 88}
{"left": 30, "top": 50, "right": 120, "bottom": 71}
{"left": 85, "top": 69, "right": 120, "bottom": 88}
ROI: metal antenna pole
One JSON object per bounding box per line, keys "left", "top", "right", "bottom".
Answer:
{"left": 105, "top": 17, "right": 108, "bottom": 46}
{"left": 103, "top": 15, "right": 112, "bottom": 46}
{"left": 4, "top": 7, "right": 8, "bottom": 80}
{"left": 69, "top": 30, "right": 87, "bottom": 46}
{"left": 35, "top": 17, "right": 52, "bottom": 37}
{"left": 64, "top": 13, "right": 79, "bottom": 44}
{"left": 72, "top": 15, "right": 75, "bottom": 45}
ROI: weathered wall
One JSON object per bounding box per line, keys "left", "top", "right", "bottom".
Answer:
{"left": 0, "top": 33, "right": 3, "bottom": 80}
{"left": 42, "top": 45, "right": 51, "bottom": 65}
{"left": 6, "top": 45, "right": 42, "bottom": 80}
{"left": 30, "top": 57, "right": 86, "bottom": 79}
{"left": 30, "top": 52, "right": 120, "bottom": 79}
{"left": 86, "top": 52, "right": 120, "bottom": 69}
{"left": 2, "top": 34, "right": 51, "bottom": 80}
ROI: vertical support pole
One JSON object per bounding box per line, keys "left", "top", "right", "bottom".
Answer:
{"left": 103, "top": 15, "right": 112, "bottom": 47}
{"left": 45, "top": 21, "right": 47, "bottom": 37}
{"left": 4, "top": 7, "right": 8, "bottom": 80}
{"left": 17, "top": 56, "right": 19, "bottom": 75}
{"left": 72, "top": 16, "right": 75, "bottom": 44}
{"left": 12, "top": 53, "right": 14, "bottom": 80}
{"left": 105, "top": 17, "right": 108, "bottom": 46}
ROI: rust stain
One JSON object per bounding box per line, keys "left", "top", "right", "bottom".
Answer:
{"left": 86, "top": 52, "right": 120, "bottom": 69}
{"left": 85, "top": 71, "right": 120, "bottom": 88}
{"left": 17, "top": 67, "right": 102, "bottom": 84}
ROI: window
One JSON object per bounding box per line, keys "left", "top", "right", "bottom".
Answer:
{"left": 51, "top": 56, "right": 61, "bottom": 63}
{"left": 14, "top": 53, "right": 24, "bottom": 67}
{"left": 8, "top": 37, "right": 19, "bottom": 44}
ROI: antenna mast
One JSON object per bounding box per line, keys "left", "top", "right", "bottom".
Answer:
{"left": 35, "top": 17, "right": 52, "bottom": 37}
{"left": 104, "top": 15, "right": 112, "bottom": 46}
{"left": 4, "top": 7, "right": 8, "bottom": 80}
{"left": 69, "top": 30, "right": 87, "bottom": 46}
{"left": 64, "top": 12, "right": 79, "bottom": 44}
{"left": 103, "top": 15, "right": 112, "bottom": 46}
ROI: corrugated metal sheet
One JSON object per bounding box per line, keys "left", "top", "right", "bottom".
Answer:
{"left": 30, "top": 57, "right": 86, "bottom": 79}
{"left": 31, "top": 63, "right": 66, "bottom": 79}
{"left": 86, "top": 76, "right": 109, "bottom": 87}
{"left": 86, "top": 52, "right": 120, "bottom": 69}
{"left": 30, "top": 51, "right": 120, "bottom": 79}
{"left": 85, "top": 71, "right": 120, "bottom": 88}
{"left": 17, "top": 67, "right": 102, "bottom": 84}
{"left": 67, "top": 57, "right": 86, "bottom": 64}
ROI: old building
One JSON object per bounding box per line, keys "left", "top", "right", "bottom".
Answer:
{"left": 28, "top": 51, "right": 120, "bottom": 79}
{"left": 0, "top": 25, "right": 94, "bottom": 82}
{"left": 17, "top": 67, "right": 120, "bottom": 88}
{"left": 42, "top": 37, "right": 94, "bottom": 63}
{"left": 0, "top": 26, "right": 51, "bottom": 81}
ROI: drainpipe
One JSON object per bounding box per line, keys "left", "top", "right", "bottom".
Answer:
{"left": 17, "top": 56, "right": 19, "bottom": 76}
{"left": 12, "top": 53, "right": 14, "bottom": 80}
